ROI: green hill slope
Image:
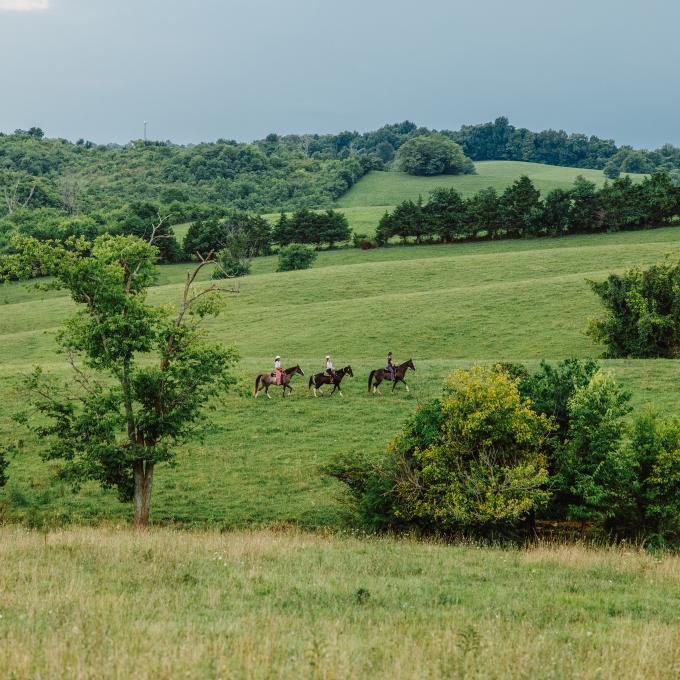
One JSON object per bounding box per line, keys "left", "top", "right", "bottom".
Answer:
{"left": 1, "top": 228, "right": 679, "bottom": 526}
{"left": 337, "top": 161, "right": 645, "bottom": 208}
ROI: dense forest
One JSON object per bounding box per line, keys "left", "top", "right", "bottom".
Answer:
{"left": 2, "top": 118, "right": 680, "bottom": 220}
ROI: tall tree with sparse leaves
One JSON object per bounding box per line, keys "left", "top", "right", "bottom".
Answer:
{"left": 2, "top": 228, "right": 237, "bottom": 527}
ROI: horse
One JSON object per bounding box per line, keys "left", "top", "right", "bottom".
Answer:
{"left": 368, "top": 358, "right": 416, "bottom": 394}
{"left": 308, "top": 365, "right": 354, "bottom": 397}
{"left": 254, "top": 365, "right": 304, "bottom": 399}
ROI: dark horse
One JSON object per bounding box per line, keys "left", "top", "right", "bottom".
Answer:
{"left": 308, "top": 365, "right": 354, "bottom": 397}
{"left": 254, "top": 365, "right": 304, "bottom": 399}
{"left": 368, "top": 358, "right": 416, "bottom": 394}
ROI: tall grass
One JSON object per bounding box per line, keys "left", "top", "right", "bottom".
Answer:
{"left": 1, "top": 526, "right": 679, "bottom": 679}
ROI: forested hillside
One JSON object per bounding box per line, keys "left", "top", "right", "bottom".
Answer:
{"left": 2, "top": 118, "right": 680, "bottom": 221}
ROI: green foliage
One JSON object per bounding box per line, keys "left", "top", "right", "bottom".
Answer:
{"left": 2, "top": 233, "right": 237, "bottom": 524}
{"left": 499, "top": 175, "right": 542, "bottom": 237}
{"left": 273, "top": 209, "right": 350, "bottom": 247}
{"left": 627, "top": 412, "right": 680, "bottom": 542}
{"left": 112, "top": 202, "right": 183, "bottom": 263}
{"left": 374, "top": 171, "right": 679, "bottom": 246}
{"left": 555, "top": 371, "right": 633, "bottom": 523}
{"left": 185, "top": 212, "right": 271, "bottom": 261}
{"left": 588, "top": 257, "right": 680, "bottom": 357}
{"left": 396, "top": 134, "right": 475, "bottom": 176}
{"left": 276, "top": 243, "right": 318, "bottom": 272}
{"left": 329, "top": 367, "right": 553, "bottom": 533}
{"left": 212, "top": 251, "right": 251, "bottom": 278}
{"left": 519, "top": 358, "right": 600, "bottom": 441}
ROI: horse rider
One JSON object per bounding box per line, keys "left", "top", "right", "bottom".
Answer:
{"left": 325, "top": 355, "right": 335, "bottom": 380}
{"left": 273, "top": 355, "right": 283, "bottom": 385}
{"left": 386, "top": 351, "right": 395, "bottom": 381}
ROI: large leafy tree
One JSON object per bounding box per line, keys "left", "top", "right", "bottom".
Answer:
{"left": 3, "top": 231, "right": 237, "bottom": 526}
{"left": 396, "top": 134, "right": 475, "bottom": 176}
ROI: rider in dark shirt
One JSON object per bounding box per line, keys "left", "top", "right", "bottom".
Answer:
{"left": 386, "top": 351, "right": 395, "bottom": 380}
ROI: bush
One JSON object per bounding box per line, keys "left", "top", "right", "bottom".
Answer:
{"left": 554, "top": 371, "right": 633, "bottom": 524}
{"left": 328, "top": 366, "right": 553, "bottom": 533}
{"left": 626, "top": 412, "right": 680, "bottom": 543}
{"left": 352, "top": 233, "right": 378, "bottom": 250}
{"left": 519, "top": 358, "right": 600, "bottom": 442}
{"left": 587, "top": 258, "right": 680, "bottom": 357}
{"left": 211, "top": 251, "right": 251, "bottom": 279}
{"left": 276, "top": 243, "right": 317, "bottom": 272}
{"left": 396, "top": 134, "right": 475, "bottom": 177}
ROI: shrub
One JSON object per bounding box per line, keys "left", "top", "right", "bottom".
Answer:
{"left": 554, "top": 371, "right": 633, "bottom": 524}
{"left": 276, "top": 243, "right": 317, "bottom": 272}
{"left": 587, "top": 258, "right": 680, "bottom": 357}
{"left": 352, "top": 233, "right": 378, "bottom": 250}
{"left": 328, "top": 366, "right": 553, "bottom": 533}
{"left": 626, "top": 412, "right": 680, "bottom": 543}
{"left": 212, "top": 251, "right": 251, "bottom": 279}
{"left": 519, "top": 359, "right": 600, "bottom": 442}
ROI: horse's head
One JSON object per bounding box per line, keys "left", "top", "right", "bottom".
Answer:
{"left": 294, "top": 364, "right": 304, "bottom": 376}
{"left": 344, "top": 365, "right": 354, "bottom": 377}
{"left": 406, "top": 358, "right": 416, "bottom": 372}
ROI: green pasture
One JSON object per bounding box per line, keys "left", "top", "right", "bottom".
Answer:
{"left": 337, "top": 162, "right": 645, "bottom": 208}
{"left": 2, "top": 227, "right": 680, "bottom": 526}
{"left": 253, "top": 162, "right": 647, "bottom": 237}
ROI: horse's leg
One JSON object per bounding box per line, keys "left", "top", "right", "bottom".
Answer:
{"left": 266, "top": 385, "right": 271, "bottom": 400}
{"left": 374, "top": 377, "right": 381, "bottom": 395}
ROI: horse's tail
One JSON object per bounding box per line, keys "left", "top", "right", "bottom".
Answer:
{"left": 254, "top": 374, "right": 262, "bottom": 396}
{"left": 308, "top": 375, "right": 314, "bottom": 389}
{"left": 368, "top": 370, "right": 376, "bottom": 392}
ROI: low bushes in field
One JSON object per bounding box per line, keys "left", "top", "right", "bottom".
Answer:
{"left": 328, "top": 361, "right": 680, "bottom": 544}
{"left": 276, "top": 243, "right": 317, "bottom": 271}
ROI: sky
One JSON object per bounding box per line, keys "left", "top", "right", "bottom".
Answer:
{"left": 1, "top": 0, "right": 679, "bottom": 148}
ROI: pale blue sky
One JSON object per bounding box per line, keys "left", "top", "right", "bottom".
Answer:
{"left": 1, "top": 0, "right": 679, "bottom": 147}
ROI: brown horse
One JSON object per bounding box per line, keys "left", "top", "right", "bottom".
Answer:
{"left": 254, "top": 365, "right": 304, "bottom": 399}
{"left": 308, "top": 365, "right": 354, "bottom": 397}
{"left": 368, "top": 358, "right": 416, "bottom": 394}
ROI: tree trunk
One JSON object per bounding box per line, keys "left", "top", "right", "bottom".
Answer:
{"left": 133, "top": 460, "right": 154, "bottom": 528}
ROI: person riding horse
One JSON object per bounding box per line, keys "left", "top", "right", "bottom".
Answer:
{"left": 325, "top": 355, "right": 335, "bottom": 381}
{"left": 386, "top": 351, "right": 395, "bottom": 381}
{"left": 273, "top": 356, "right": 282, "bottom": 385}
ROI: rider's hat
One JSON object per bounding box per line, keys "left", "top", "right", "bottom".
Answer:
{"left": 325, "top": 355, "right": 330, "bottom": 359}
{"left": 275, "top": 355, "right": 281, "bottom": 360}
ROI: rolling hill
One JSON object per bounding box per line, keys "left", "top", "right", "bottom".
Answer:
{"left": 2, "top": 226, "right": 680, "bottom": 527}
{"left": 258, "top": 161, "right": 647, "bottom": 237}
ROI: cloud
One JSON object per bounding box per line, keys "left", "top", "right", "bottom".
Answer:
{"left": 0, "top": 0, "right": 49, "bottom": 10}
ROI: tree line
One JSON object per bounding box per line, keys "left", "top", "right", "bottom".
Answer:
{"left": 375, "top": 172, "right": 680, "bottom": 244}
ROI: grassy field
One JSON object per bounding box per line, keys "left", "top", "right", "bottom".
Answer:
{"left": 3, "top": 227, "right": 680, "bottom": 527}
{"left": 336, "top": 161, "right": 645, "bottom": 209}
{"left": 254, "top": 161, "right": 646, "bottom": 237}
{"left": 1, "top": 526, "right": 679, "bottom": 679}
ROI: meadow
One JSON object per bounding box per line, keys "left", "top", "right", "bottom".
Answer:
{"left": 1, "top": 526, "right": 679, "bottom": 679}
{"left": 336, "top": 161, "right": 645, "bottom": 207}
{"left": 2, "top": 165, "right": 680, "bottom": 679}
{"left": 3, "top": 227, "right": 680, "bottom": 527}
{"left": 255, "top": 161, "right": 646, "bottom": 237}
